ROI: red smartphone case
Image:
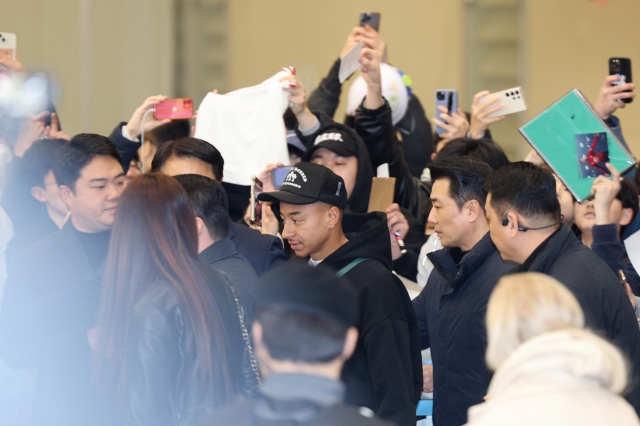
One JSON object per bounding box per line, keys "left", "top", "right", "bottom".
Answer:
{"left": 154, "top": 98, "right": 193, "bottom": 120}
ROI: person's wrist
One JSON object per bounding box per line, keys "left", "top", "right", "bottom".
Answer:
{"left": 469, "top": 125, "right": 485, "bottom": 140}
{"left": 124, "top": 123, "right": 140, "bottom": 140}
{"left": 594, "top": 206, "right": 612, "bottom": 225}
{"left": 595, "top": 104, "right": 611, "bottom": 120}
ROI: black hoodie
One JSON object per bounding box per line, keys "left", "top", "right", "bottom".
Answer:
{"left": 315, "top": 212, "right": 422, "bottom": 426}
{"left": 296, "top": 112, "right": 374, "bottom": 214}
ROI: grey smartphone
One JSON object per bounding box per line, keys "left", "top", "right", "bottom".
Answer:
{"left": 359, "top": 12, "right": 380, "bottom": 31}
{"left": 609, "top": 57, "right": 633, "bottom": 104}
{"left": 435, "top": 89, "right": 459, "bottom": 134}
{"left": 272, "top": 166, "right": 293, "bottom": 190}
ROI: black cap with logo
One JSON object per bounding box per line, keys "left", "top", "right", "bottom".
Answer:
{"left": 301, "top": 123, "right": 359, "bottom": 161}
{"left": 258, "top": 162, "right": 348, "bottom": 209}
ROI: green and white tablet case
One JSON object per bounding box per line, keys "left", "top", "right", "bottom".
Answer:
{"left": 519, "top": 89, "right": 636, "bottom": 202}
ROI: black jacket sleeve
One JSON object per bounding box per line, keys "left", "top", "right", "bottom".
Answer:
{"left": 354, "top": 99, "right": 426, "bottom": 219}
{"left": 307, "top": 59, "right": 343, "bottom": 119}
{"left": 108, "top": 122, "right": 140, "bottom": 174}
{"left": 412, "top": 289, "right": 430, "bottom": 350}
{"left": 591, "top": 224, "right": 640, "bottom": 295}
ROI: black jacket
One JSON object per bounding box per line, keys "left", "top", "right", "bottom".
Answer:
{"left": 355, "top": 99, "right": 430, "bottom": 223}
{"left": 296, "top": 113, "right": 374, "bottom": 214}
{"left": 119, "top": 265, "right": 247, "bottom": 426}
{"left": 307, "top": 58, "right": 433, "bottom": 178}
{"left": 521, "top": 225, "right": 640, "bottom": 417}
{"left": 315, "top": 212, "right": 422, "bottom": 426}
{"left": 200, "top": 236, "right": 259, "bottom": 321}
{"left": 198, "top": 373, "right": 393, "bottom": 426}
{"left": 590, "top": 223, "right": 640, "bottom": 295}
{"left": 412, "top": 233, "right": 515, "bottom": 426}
{"left": 229, "top": 222, "right": 288, "bottom": 276}
{"left": 109, "top": 122, "right": 139, "bottom": 173}
{"left": 6, "top": 214, "right": 58, "bottom": 260}
{"left": 0, "top": 222, "right": 108, "bottom": 426}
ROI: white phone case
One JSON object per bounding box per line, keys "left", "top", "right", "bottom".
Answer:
{"left": 479, "top": 87, "right": 527, "bottom": 118}
{"left": 0, "top": 32, "right": 16, "bottom": 60}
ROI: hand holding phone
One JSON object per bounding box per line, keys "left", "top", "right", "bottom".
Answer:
{"left": 434, "top": 90, "right": 460, "bottom": 135}
{"left": 359, "top": 12, "right": 381, "bottom": 31}
{"left": 609, "top": 58, "right": 633, "bottom": 104}
{"left": 595, "top": 74, "right": 635, "bottom": 120}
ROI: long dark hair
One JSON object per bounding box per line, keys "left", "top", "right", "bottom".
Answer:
{"left": 93, "top": 173, "right": 231, "bottom": 397}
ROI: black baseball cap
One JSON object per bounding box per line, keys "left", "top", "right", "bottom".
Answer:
{"left": 256, "top": 262, "right": 358, "bottom": 328}
{"left": 257, "top": 162, "right": 348, "bottom": 209}
{"left": 301, "top": 122, "right": 359, "bottom": 161}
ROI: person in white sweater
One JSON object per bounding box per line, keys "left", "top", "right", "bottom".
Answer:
{"left": 466, "top": 272, "right": 640, "bottom": 426}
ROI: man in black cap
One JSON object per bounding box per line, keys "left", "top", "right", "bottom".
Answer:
{"left": 257, "top": 163, "right": 422, "bottom": 426}
{"left": 198, "top": 262, "right": 392, "bottom": 426}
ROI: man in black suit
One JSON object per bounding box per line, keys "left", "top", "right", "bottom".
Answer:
{"left": 0, "top": 134, "right": 125, "bottom": 426}
{"left": 151, "top": 137, "right": 288, "bottom": 275}
{"left": 175, "top": 174, "right": 259, "bottom": 320}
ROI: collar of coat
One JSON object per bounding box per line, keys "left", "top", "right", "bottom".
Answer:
{"left": 427, "top": 231, "right": 497, "bottom": 286}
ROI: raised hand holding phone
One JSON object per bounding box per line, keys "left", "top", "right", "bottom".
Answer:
{"left": 123, "top": 95, "right": 171, "bottom": 141}
{"left": 595, "top": 75, "right": 635, "bottom": 120}
{"left": 359, "top": 47, "right": 383, "bottom": 110}
{"left": 469, "top": 90, "right": 506, "bottom": 139}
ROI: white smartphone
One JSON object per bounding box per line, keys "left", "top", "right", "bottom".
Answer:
{"left": 0, "top": 32, "right": 16, "bottom": 61}
{"left": 479, "top": 87, "right": 527, "bottom": 118}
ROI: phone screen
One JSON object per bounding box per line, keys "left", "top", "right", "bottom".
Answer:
{"left": 272, "top": 166, "right": 293, "bottom": 189}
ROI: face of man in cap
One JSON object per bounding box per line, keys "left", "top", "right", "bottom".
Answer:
{"left": 309, "top": 148, "right": 358, "bottom": 200}
{"left": 280, "top": 201, "right": 342, "bottom": 259}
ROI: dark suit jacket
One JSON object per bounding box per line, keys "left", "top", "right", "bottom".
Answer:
{"left": 229, "top": 222, "right": 288, "bottom": 276}
{"left": 6, "top": 215, "right": 59, "bottom": 261}
{"left": 200, "top": 237, "right": 258, "bottom": 322}
{"left": 0, "top": 222, "right": 107, "bottom": 426}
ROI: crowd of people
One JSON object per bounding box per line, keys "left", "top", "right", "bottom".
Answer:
{"left": 0, "top": 22, "right": 639, "bottom": 426}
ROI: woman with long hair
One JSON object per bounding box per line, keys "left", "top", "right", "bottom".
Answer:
{"left": 93, "top": 173, "right": 246, "bottom": 425}
{"left": 465, "top": 272, "right": 640, "bottom": 426}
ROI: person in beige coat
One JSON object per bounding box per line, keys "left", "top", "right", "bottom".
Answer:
{"left": 465, "top": 272, "right": 640, "bottom": 426}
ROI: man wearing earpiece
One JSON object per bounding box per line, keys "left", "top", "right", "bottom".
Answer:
{"left": 412, "top": 156, "right": 514, "bottom": 426}
{"left": 484, "top": 161, "right": 640, "bottom": 417}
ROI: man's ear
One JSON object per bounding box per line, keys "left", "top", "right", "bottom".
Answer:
{"left": 58, "top": 185, "right": 74, "bottom": 208}
{"left": 195, "top": 217, "right": 206, "bottom": 236}
{"left": 465, "top": 200, "right": 481, "bottom": 223}
{"left": 327, "top": 206, "right": 341, "bottom": 230}
{"left": 30, "top": 186, "right": 47, "bottom": 203}
{"left": 619, "top": 208, "right": 634, "bottom": 227}
{"left": 506, "top": 211, "right": 520, "bottom": 239}
{"left": 341, "top": 327, "right": 359, "bottom": 360}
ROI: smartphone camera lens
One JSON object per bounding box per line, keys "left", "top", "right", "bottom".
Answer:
{"left": 515, "top": 90, "right": 519, "bottom": 95}
{"left": 437, "top": 92, "right": 445, "bottom": 101}
{"left": 505, "top": 93, "right": 509, "bottom": 97}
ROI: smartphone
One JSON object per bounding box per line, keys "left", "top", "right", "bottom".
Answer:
{"left": 359, "top": 12, "right": 381, "bottom": 31}
{"left": 434, "top": 90, "right": 459, "bottom": 135}
{"left": 0, "top": 33, "right": 16, "bottom": 61}
{"left": 609, "top": 58, "right": 633, "bottom": 104}
{"left": 250, "top": 176, "right": 263, "bottom": 226}
{"left": 478, "top": 87, "right": 527, "bottom": 118}
{"left": 272, "top": 166, "right": 293, "bottom": 190}
{"left": 154, "top": 98, "right": 193, "bottom": 120}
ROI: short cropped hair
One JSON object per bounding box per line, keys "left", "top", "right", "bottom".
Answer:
{"left": 151, "top": 137, "right": 224, "bottom": 181}
{"left": 486, "top": 273, "right": 585, "bottom": 369}
{"left": 428, "top": 156, "right": 493, "bottom": 211}
{"left": 484, "top": 161, "right": 561, "bottom": 222}
{"left": 52, "top": 134, "right": 122, "bottom": 191}
{"left": 147, "top": 120, "right": 190, "bottom": 149}
{"left": 256, "top": 306, "right": 348, "bottom": 363}
{"left": 437, "top": 137, "right": 510, "bottom": 171}
{"left": 22, "top": 138, "right": 67, "bottom": 188}
{"left": 174, "top": 174, "right": 230, "bottom": 241}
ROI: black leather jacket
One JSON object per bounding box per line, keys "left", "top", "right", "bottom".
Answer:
{"left": 121, "top": 265, "right": 254, "bottom": 426}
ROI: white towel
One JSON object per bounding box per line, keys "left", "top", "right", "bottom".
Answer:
{"left": 194, "top": 68, "right": 294, "bottom": 186}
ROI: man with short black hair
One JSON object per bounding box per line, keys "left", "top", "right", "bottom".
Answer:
{"left": 0, "top": 133, "right": 125, "bottom": 426}
{"left": 152, "top": 137, "right": 288, "bottom": 276}
{"left": 412, "top": 156, "right": 514, "bottom": 426}
{"left": 199, "top": 262, "right": 392, "bottom": 426}
{"left": 174, "top": 174, "right": 259, "bottom": 319}
{"left": 484, "top": 161, "right": 640, "bottom": 416}
{"left": 258, "top": 162, "right": 421, "bottom": 426}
